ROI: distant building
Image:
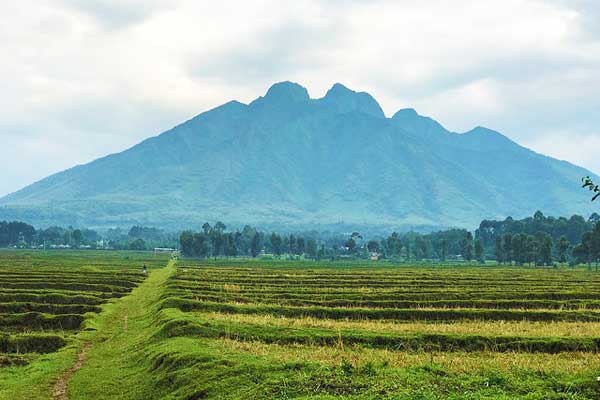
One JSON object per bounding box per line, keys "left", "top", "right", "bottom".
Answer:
{"left": 154, "top": 247, "right": 176, "bottom": 254}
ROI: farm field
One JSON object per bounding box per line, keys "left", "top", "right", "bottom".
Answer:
{"left": 152, "top": 261, "right": 600, "bottom": 399}
{"left": 0, "top": 250, "right": 168, "bottom": 399}
{"left": 3, "top": 253, "right": 600, "bottom": 399}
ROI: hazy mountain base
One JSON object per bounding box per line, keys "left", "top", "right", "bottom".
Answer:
{"left": 1, "top": 81, "right": 596, "bottom": 230}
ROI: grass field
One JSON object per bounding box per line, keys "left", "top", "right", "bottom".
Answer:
{"left": 2, "top": 252, "right": 600, "bottom": 399}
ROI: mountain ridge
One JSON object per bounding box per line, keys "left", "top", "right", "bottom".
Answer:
{"left": 0, "top": 81, "right": 596, "bottom": 231}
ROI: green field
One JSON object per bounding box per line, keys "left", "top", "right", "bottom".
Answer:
{"left": 2, "top": 252, "right": 600, "bottom": 399}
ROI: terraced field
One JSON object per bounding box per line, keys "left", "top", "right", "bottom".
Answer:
{"left": 4, "top": 254, "right": 600, "bottom": 399}
{"left": 0, "top": 250, "right": 168, "bottom": 395}
{"left": 153, "top": 261, "right": 600, "bottom": 398}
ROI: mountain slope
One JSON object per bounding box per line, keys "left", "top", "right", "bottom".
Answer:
{"left": 0, "top": 81, "right": 596, "bottom": 230}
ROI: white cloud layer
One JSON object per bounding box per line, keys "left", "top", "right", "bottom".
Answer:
{"left": 1, "top": 0, "right": 599, "bottom": 196}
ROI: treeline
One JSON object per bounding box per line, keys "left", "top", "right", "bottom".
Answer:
{"left": 181, "top": 212, "right": 600, "bottom": 266}
{"left": 0, "top": 221, "right": 177, "bottom": 250}
{"left": 179, "top": 223, "right": 482, "bottom": 261}
{"left": 5, "top": 210, "right": 600, "bottom": 266}
{"left": 477, "top": 211, "right": 600, "bottom": 267}
{"left": 179, "top": 223, "right": 324, "bottom": 259}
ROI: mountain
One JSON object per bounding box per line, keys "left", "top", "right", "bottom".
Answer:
{"left": 0, "top": 81, "right": 597, "bottom": 231}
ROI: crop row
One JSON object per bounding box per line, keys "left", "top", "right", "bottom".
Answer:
{"left": 0, "top": 288, "right": 126, "bottom": 299}
{"left": 171, "top": 278, "right": 600, "bottom": 291}
{"left": 177, "top": 266, "right": 600, "bottom": 279}
{"left": 174, "top": 270, "right": 600, "bottom": 283}
{"left": 0, "top": 292, "right": 104, "bottom": 305}
{"left": 158, "top": 309, "right": 600, "bottom": 354}
{"left": 0, "top": 333, "right": 66, "bottom": 354}
{"left": 0, "top": 276, "right": 139, "bottom": 287}
{"left": 0, "top": 312, "right": 84, "bottom": 331}
{"left": 164, "top": 297, "right": 600, "bottom": 322}
{"left": 0, "top": 302, "right": 100, "bottom": 314}
{"left": 170, "top": 292, "right": 600, "bottom": 310}
{"left": 0, "top": 270, "right": 144, "bottom": 279}
{"left": 170, "top": 284, "right": 600, "bottom": 301}
{"left": 0, "top": 282, "right": 132, "bottom": 293}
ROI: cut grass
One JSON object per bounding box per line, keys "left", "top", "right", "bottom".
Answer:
{"left": 190, "top": 311, "right": 600, "bottom": 337}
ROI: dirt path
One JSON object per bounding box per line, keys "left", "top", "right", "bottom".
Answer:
{"left": 52, "top": 342, "right": 92, "bottom": 400}
{"left": 63, "top": 260, "right": 176, "bottom": 400}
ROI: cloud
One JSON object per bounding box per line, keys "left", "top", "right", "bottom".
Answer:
{"left": 0, "top": 0, "right": 599, "bottom": 197}
{"left": 58, "top": 0, "right": 169, "bottom": 30}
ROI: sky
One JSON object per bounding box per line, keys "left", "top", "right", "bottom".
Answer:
{"left": 1, "top": 0, "right": 599, "bottom": 197}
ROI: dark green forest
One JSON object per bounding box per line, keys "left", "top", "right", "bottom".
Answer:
{"left": 3, "top": 211, "right": 600, "bottom": 266}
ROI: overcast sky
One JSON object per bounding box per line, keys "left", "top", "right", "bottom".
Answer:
{"left": 1, "top": 0, "right": 599, "bottom": 197}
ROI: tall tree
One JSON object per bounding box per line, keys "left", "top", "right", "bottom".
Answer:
{"left": 386, "top": 232, "right": 402, "bottom": 258}
{"left": 367, "top": 240, "right": 380, "bottom": 253}
{"left": 557, "top": 236, "right": 570, "bottom": 264}
{"left": 72, "top": 229, "right": 83, "bottom": 248}
{"left": 536, "top": 232, "right": 553, "bottom": 266}
{"left": 474, "top": 239, "right": 484, "bottom": 264}
{"left": 296, "top": 237, "right": 305, "bottom": 255}
{"left": 495, "top": 236, "right": 504, "bottom": 264}
{"left": 503, "top": 234, "right": 513, "bottom": 265}
{"left": 270, "top": 233, "right": 282, "bottom": 257}
{"left": 306, "top": 239, "right": 317, "bottom": 259}
{"left": 461, "top": 232, "right": 473, "bottom": 261}
{"left": 415, "top": 235, "right": 428, "bottom": 260}
{"left": 180, "top": 231, "right": 194, "bottom": 256}
{"left": 250, "top": 232, "right": 261, "bottom": 258}
{"left": 289, "top": 234, "right": 297, "bottom": 256}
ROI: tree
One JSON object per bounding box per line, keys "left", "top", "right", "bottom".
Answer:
{"left": 317, "top": 244, "right": 326, "bottom": 260}
{"left": 130, "top": 238, "right": 146, "bottom": 251}
{"left": 536, "top": 232, "right": 553, "bottom": 266}
{"left": 435, "top": 238, "right": 448, "bottom": 262}
{"left": 557, "top": 236, "right": 570, "bottom": 264}
{"left": 503, "top": 234, "right": 513, "bottom": 264}
{"left": 495, "top": 236, "right": 504, "bottom": 264}
{"left": 572, "top": 243, "right": 587, "bottom": 265}
{"left": 415, "top": 235, "right": 428, "bottom": 260}
{"left": 367, "top": 240, "right": 380, "bottom": 253}
{"left": 512, "top": 234, "right": 526, "bottom": 265}
{"left": 592, "top": 222, "right": 600, "bottom": 269}
{"left": 289, "top": 235, "right": 297, "bottom": 255}
{"left": 270, "top": 233, "right": 282, "bottom": 257}
{"left": 386, "top": 232, "right": 402, "bottom": 258}
{"left": 180, "top": 231, "right": 194, "bottom": 256}
{"left": 209, "top": 229, "right": 224, "bottom": 258}
{"left": 525, "top": 235, "right": 538, "bottom": 266}
{"left": 474, "top": 239, "right": 484, "bottom": 264}
{"left": 192, "top": 233, "right": 210, "bottom": 258}
{"left": 306, "top": 239, "right": 317, "bottom": 259}
{"left": 461, "top": 232, "right": 473, "bottom": 261}
{"left": 250, "top": 232, "right": 261, "bottom": 258}
{"left": 202, "top": 223, "right": 211, "bottom": 235}
{"left": 296, "top": 237, "right": 305, "bottom": 255}
{"left": 72, "top": 229, "right": 83, "bottom": 248}
{"left": 224, "top": 233, "right": 237, "bottom": 257}
{"left": 345, "top": 238, "right": 356, "bottom": 254}
{"left": 582, "top": 231, "right": 594, "bottom": 268}
{"left": 404, "top": 239, "right": 411, "bottom": 261}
